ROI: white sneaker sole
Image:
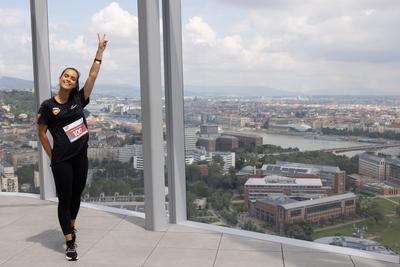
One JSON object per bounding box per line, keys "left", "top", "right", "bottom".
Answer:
{"left": 66, "top": 255, "right": 79, "bottom": 261}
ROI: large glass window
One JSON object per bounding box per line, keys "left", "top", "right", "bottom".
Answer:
{"left": 0, "top": 0, "right": 38, "bottom": 194}
{"left": 182, "top": 0, "right": 400, "bottom": 256}
{"left": 48, "top": 1, "right": 147, "bottom": 213}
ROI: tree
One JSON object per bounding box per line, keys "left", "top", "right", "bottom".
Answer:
{"left": 365, "top": 201, "right": 384, "bottom": 223}
{"left": 370, "top": 209, "right": 384, "bottom": 223}
{"left": 212, "top": 155, "right": 225, "bottom": 167}
{"left": 210, "top": 190, "right": 232, "bottom": 211}
{"left": 186, "top": 191, "right": 198, "bottom": 219}
{"left": 396, "top": 205, "right": 400, "bottom": 216}
{"left": 242, "top": 220, "right": 263, "bottom": 233}
{"left": 191, "top": 180, "right": 209, "bottom": 198}
{"left": 220, "top": 209, "right": 238, "bottom": 226}
{"left": 16, "top": 164, "right": 36, "bottom": 190}
{"left": 284, "top": 220, "right": 313, "bottom": 241}
{"left": 285, "top": 224, "right": 307, "bottom": 240}
{"left": 186, "top": 164, "right": 202, "bottom": 182}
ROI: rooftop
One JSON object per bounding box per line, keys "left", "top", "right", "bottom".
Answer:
{"left": 276, "top": 161, "right": 341, "bottom": 173}
{"left": 1, "top": 194, "right": 398, "bottom": 266}
{"left": 359, "top": 153, "right": 386, "bottom": 163}
{"left": 245, "top": 176, "right": 323, "bottom": 187}
{"left": 280, "top": 192, "right": 357, "bottom": 210}
{"left": 257, "top": 195, "right": 298, "bottom": 206}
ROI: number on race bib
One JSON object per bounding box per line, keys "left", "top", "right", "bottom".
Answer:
{"left": 63, "top": 118, "right": 88, "bottom": 142}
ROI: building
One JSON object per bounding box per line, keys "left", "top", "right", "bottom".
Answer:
{"left": 132, "top": 142, "right": 167, "bottom": 170}
{"left": 250, "top": 193, "right": 357, "bottom": 228}
{"left": 184, "top": 148, "right": 235, "bottom": 172}
{"left": 261, "top": 164, "right": 320, "bottom": 179}
{"left": 216, "top": 135, "right": 239, "bottom": 151}
{"left": 212, "top": 151, "right": 235, "bottom": 171}
{"left": 244, "top": 175, "right": 328, "bottom": 204}
{"left": 197, "top": 137, "right": 216, "bottom": 152}
{"left": 262, "top": 161, "right": 346, "bottom": 194}
{"left": 385, "top": 158, "right": 400, "bottom": 185}
{"left": 185, "top": 127, "right": 198, "bottom": 154}
{"left": 200, "top": 125, "right": 218, "bottom": 136}
{"left": 198, "top": 164, "right": 209, "bottom": 177}
{"left": 221, "top": 132, "right": 263, "bottom": 148}
{"left": 0, "top": 162, "right": 18, "bottom": 192}
{"left": 88, "top": 147, "right": 119, "bottom": 162}
{"left": 348, "top": 174, "right": 400, "bottom": 196}
{"left": 236, "top": 165, "right": 258, "bottom": 178}
{"left": 118, "top": 144, "right": 143, "bottom": 163}
{"left": 358, "top": 153, "right": 386, "bottom": 181}
{"left": 315, "top": 236, "right": 398, "bottom": 255}
{"left": 133, "top": 156, "right": 144, "bottom": 170}
{"left": 191, "top": 147, "right": 212, "bottom": 162}
{"left": 8, "top": 150, "right": 38, "bottom": 167}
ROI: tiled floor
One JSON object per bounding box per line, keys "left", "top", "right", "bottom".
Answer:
{"left": 0, "top": 195, "right": 398, "bottom": 267}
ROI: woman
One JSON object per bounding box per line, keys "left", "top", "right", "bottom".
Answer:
{"left": 37, "top": 34, "right": 108, "bottom": 261}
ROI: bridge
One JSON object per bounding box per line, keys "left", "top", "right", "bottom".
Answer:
{"left": 321, "top": 143, "right": 400, "bottom": 153}
{"left": 263, "top": 143, "right": 400, "bottom": 157}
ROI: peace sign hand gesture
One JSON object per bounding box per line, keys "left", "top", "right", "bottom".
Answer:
{"left": 98, "top": 33, "right": 108, "bottom": 52}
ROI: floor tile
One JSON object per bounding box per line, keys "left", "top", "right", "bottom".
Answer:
{"left": 352, "top": 256, "right": 400, "bottom": 267}
{"left": 284, "top": 251, "right": 354, "bottom": 267}
{"left": 157, "top": 232, "right": 221, "bottom": 249}
{"left": 144, "top": 247, "right": 216, "bottom": 267}
{"left": 214, "top": 250, "right": 284, "bottom": 267}
{"left": 219, "top": 234, "right": 282, "bottom": 252}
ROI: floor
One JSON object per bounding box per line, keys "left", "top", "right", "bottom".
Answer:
{"left": 0, "top": 195, "right": 398, "bottom": 267}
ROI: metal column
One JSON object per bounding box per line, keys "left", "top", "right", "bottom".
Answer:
{"left": 137, "top": 0, "right": 168, "bottom": 230}
{"left": 30, "top": 0, "right": 55, "bottom": 200}
{"left": 162, "top": 0, "right": 187, "bottom": 223}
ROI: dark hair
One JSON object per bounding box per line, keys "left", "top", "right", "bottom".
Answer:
{"left": 60, "top": 67, "right": 81, "bottom": 99}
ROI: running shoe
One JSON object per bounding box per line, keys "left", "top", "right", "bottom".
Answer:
{"left": 65, "top": 241, "right": 78, "bottom": 261}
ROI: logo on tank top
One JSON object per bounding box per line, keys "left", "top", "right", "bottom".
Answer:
{"left": 70, "top": 104, "right": 77, "bottom": 110}
{"left": 52, "top": 107, "right": 61, "bottom": 115}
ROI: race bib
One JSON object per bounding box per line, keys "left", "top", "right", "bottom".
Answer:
{"left": 63, "top": 118, "right": 88, "bottom": 143}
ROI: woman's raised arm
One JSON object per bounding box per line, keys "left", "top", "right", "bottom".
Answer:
{"left": 83, "top": 33, "right": 108, "bottom": 100}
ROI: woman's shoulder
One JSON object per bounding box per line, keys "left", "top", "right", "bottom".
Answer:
{"left": 40, "top": 96, "right": 55, "bottom": 106}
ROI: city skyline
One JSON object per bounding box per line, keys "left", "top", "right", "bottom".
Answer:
{"left": 1, "top": 0, "right": 400, "bottom": 94}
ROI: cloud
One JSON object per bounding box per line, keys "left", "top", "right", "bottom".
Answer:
{"left": 185, "top": 16, "right": 217, "bottom": 45}
{"left": 0, "top": 8, "right": 33, "bottom": 79}
{"left": 46, "top": 2, "right": 140, "bottom": 85}
{"left": 181, "top": 4, "right": 400, "bottom": 93}
{"left": 91, "top": 2, "right": 138, "bottom": 40}
{"left": 0, "top": 8, "right": 24, "bottom": 28}
{"left": 1, "top": 1, "right": 400, "bottom": 94}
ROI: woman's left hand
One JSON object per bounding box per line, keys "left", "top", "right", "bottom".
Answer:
{"left": 98, "top": 33, "right": 108, "bottom": 52}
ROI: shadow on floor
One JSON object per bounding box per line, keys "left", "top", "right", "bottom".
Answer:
{"left": 26, "top": 229, "right": 64, "bottom": 255}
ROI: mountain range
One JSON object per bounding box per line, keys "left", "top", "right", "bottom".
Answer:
{"left": 0, "top": 75, "right": 396, "bottom": 97}
{"left": 0, "top": 76, "right": 294, "bottom": 97}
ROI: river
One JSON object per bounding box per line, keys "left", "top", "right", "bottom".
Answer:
{"left": 235, "top": 131, "right": 400, "bottom": 158}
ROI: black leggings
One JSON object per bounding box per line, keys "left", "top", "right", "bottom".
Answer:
{"left": 51, "top": 151, "right": 88, "bottom": 236}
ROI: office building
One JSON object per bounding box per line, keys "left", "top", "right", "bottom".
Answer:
{"left": 0, "top": 162, "right": 18, "bottom": 192}
{"left": 244, "top": 175, "right": 328, "bottom": 204}
{"left": 200, "top": 124, "right": 219, "bottom": 136}
{"left": 216, "top": 135, "right": 239, "bottom": 151}
{"left": 250, "top": 193, "right": 357, "bottom": 227}
{"left": 197, "top": 137, "right": 217, "bottom": 152}
{"left": 222, "top": 132, "right": 262, "bottom": 148}
{"left": 359, "top": 153, "right": 386, "bottom": 181}
{"left": 185, "top": 127, "right": 198, "bottom": 154}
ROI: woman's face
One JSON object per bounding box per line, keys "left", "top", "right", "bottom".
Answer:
{"left": 59, "top": 69, "right": 78, "bottom": 90}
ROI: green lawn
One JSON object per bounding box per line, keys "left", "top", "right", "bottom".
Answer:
{"left": 312, "top": 197, "right": 400, "bottom": 253}
{"left": 387, "top": 196, "right": 400, "bottom": 203}
{"left": 373, "top": 198, "right": 398, "bottom": 215}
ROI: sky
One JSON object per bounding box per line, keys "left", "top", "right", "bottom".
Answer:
{"left": 1, "top": 0, "right": 400, "bottom": 94}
